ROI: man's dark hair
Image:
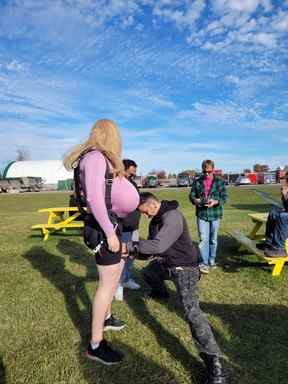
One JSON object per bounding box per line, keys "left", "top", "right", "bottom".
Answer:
{"left": 123, "top": 159, "right": 137, "bottom": 170}
{"left": 139, "top": 192, "right": 159, "bottom": 205}
{"left": 202, "top": 159, "right": 214, "bottom": 170}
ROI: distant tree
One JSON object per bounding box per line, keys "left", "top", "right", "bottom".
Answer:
{"left": 253, "top": 164, "right": 262, "bottom": 172}
{"left": 243, "top": 169, "right": 251, "bottom": 173}
{"left": 168, "top": 173, "right": 177, "bottom": 178}
{"left": 148, "top": 169, "right": 167, "bottom": 178}
{"left": 179, "top": 169, "right": 196, "bottom": 177}
{"left": 253, "top": 164, "right": 270, "bottom": 172}
{"left": 156, "top": 170, "right": 167, "bottom": 179}
{"left": 16, "top": 147, "right": 30, "bottom": 161}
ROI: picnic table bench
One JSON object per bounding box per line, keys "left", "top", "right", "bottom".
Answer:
{"left": 229, "top": 212, "right": 288, "bottom": 277}
{"left": 247, "top": 212, "right": 268, "bottom": 240}
{"left": 31, "top": 207, "right": 84, "bottom": 241}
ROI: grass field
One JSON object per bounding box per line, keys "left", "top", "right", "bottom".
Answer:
{"left": 0, "top": 185, "right": 287, "bottom": 384}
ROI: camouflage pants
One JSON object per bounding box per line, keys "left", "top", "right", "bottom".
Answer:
{"left": 142, "top": 260, "right": 222, "bottom": 356}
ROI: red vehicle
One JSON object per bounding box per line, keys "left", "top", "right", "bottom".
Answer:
{"left": 245, "top": 172, "right": 257, "bottom": 184}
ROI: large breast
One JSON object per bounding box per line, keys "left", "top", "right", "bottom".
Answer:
{"left": 111, "top": 177, "right": 140, "bottom": 217}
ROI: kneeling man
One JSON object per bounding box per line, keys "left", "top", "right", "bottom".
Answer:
{"left": 127, "top": 192, "right": 229, "bottom": 384}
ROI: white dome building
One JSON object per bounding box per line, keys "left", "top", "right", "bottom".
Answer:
{"left": 3, "top": 160, "right": 73, "bottom": 189}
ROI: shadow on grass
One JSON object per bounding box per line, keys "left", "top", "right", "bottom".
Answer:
{"left": 24, "top": 246, "right": 92, "bottom": 342}
{"left": 23, "top": 244, "right": 180, "bottom": 384}
{"left": 231, "top": 204, "right": 270, "bottom": 212}
{"left": 57, "top": 239, "right": 98, "bottom": 281}
{"left": 0, "top": 356, "right": 6, "bottom": 384}
{"left": 29, "top": 231, "right": 82, "bottom": 241}
{"left": 143, "top": 284, "right": 288, "bottom": 384}
{"left": 125, "top": 291, "right": 204, "bottom": 384}
{"left": 200, "top": 302, "right": 288, "bottom": 384}
{"left": 216, "top": 235, "right": 280, "bottom": 274}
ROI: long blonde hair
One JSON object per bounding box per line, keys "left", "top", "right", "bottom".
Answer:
{"left": 64, "top": 119, "right": 124, "bottom": 176}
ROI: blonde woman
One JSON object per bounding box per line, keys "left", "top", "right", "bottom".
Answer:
{"left": 64, "top": 119, "right": 139, "bottom": 364}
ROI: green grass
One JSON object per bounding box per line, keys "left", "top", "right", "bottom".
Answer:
{"left": 0, "top": 186, "right": 287, "bottom": 384}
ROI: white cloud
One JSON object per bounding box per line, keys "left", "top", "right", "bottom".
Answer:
{"left": 6, "top": 60, "right": 27, "bottom": 72}
{"left": 213, "top": 0, "right": 272, "bottom": 14}
{"left": 176, "top": 100, "right": 288, "bottom": 135}
{"left": 237, "top": 32, "right": 278, "bottom": 47}
{"left": 0, "top": 0, "right": 287, "bottom": 55}
{"left": 273, "top": 11, "right": 288, "bottom": 32}
{"left": 177, "top": 102, "right": 253, "bottom": 123}
{"left": 0, "top": 0, "right": 287, "bottom": 174}
{"left": 225, "top": 75, "right": 240, "bottom": 84}
{"left": 152, "top": 0, "right": 206, "bottom": 29}
{"left": 183, "top": 0, "right": 285, "bottom": 52}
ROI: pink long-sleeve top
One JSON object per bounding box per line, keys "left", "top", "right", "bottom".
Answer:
{"left": 204, "top": 175, "right": 214, "bottom": 200}
{"left": 80, "top": 150, "right": 140, "bottom": 238}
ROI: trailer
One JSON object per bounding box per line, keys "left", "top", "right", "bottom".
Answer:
{"left": 0, "top": 177, "right": 43, "bottom": 193}
{"left": 133, "top": 176, "right": 143, "bottom": 188}
{"left": 144, "top": 175, "right": 159, "bottom": 188}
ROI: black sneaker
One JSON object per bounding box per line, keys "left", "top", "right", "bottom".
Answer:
{"left": 86, "top": 339, "right": 123, "bottom": 365}
{"left": 104, "top": 314, "right": 126, "bottom": 331}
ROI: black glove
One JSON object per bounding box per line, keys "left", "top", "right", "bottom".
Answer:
{"left": 126, "top": 241, "right": 152, "bottom": 260}
{"left": 127, "top": 241, "right": 139, "bottom": 258}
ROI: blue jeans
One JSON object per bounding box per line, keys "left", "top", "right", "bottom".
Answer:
{"left": 265, "top": 206, "right": 288, "bottom": 253}
{"left": 197, "top": 218, "right": 220, "bottom": 266}
{"left": 120, "top": 231, "right": 134, "bottom": 284}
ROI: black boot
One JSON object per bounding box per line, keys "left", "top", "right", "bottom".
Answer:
{"left": 200, "top": 353, "right": 228, "bottom": 384}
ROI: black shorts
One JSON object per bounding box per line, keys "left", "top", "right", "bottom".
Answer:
{"left": 95, "top": 225, "right": 123, "bottom": 266}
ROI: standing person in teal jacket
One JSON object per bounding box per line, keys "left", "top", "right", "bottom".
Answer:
{"left": 190, "top": 160, "right": 227, "bottom": 274}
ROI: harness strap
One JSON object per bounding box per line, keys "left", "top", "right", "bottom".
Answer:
{"left": 104, "top": 157, "right": 113, "bottom": 212}
{"left": 74, "top": 152, "right": 114, "bottom": 215}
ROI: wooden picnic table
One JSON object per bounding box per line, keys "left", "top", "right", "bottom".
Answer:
{"left": 31, "top": 207, "right": 84, "bottom": 241}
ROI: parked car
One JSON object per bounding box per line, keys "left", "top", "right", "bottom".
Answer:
{"left": 177, "top": 173, "right": 191, "bottom": 187}
{"left": 235, "top": 176, "right": 251, "bottom": 186}
{"left": 168, "top": 178, "right": 178, "bottom": 187}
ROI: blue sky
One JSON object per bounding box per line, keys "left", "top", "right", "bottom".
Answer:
{"left": 0, "top": 0, "right": 288, "bottom": 174}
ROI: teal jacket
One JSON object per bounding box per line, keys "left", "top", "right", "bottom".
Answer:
{"left": 189, "top": 175, "right": 228, "bottom": 221}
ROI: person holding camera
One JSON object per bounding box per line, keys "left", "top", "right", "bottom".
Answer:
{"left": 64, "top": 119, "right": 139, "bottom": 365}
{"left": 190, "top": 160, "right": 227, "bottom": 274}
